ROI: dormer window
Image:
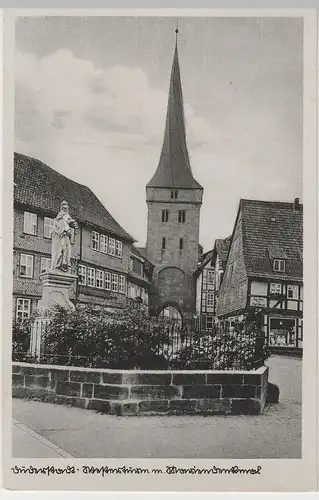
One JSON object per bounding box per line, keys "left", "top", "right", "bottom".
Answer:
{"left": 171, "top": 190, "right": 178, "bottom": 199}
{"left": 273, "top": 259, "right": 285, "bottom": 272}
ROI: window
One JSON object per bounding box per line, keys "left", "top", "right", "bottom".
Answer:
{"left": 78, "top": 265, "right": 87, "bottom": 285}
{"left": 162, "top": 210, "right": 169, "bottom": 222}
{"left": 178, "top": 210, "right": 186, "bottom": 223}
{"left": 162, "top": 237, "right": 166, "bottom": 250}
{"left": 105, "top": 272, "right": 111, "bottom": 290}
{"left": 119, "top": 275, "right": 126, "bottom": 294}
{"left": 207, "top": 270, "right": 214, "bottom": 283}
{"left": 287, "top": 284, "right": 298, "bottom": 299}
{"left": 92, "top": 231, "right": 100, "bottom": 250}
{"left": 16, "top": 298, "right": 31, "bottom": 321}
{"left": 23, "top": 212, "right": 37, "bottom": 235}
{"left": 206, "top": 316, "right": 213, "bottom": 330}
{"left": 207, "top": 293, "right": 214, "bottom": 307}
{"left": 112, "top": 274, "right": 119, "bottom": 292}
{"left": 273, "top": 259, "right": 285, "bottom": 272}
{"left": 179, "top": 238, "right": 183, "bottom": 250}
{"left": 109, "top": 238, "right": 116, "bottom": 256}
{"left": 115, "top": 240, "right": 122, "bottom": 258}
{"left": 96, "top": 269, "right": 104, "bottom": 289}
{"left": 270, "top": 283, "right": 282, "bottom": 295}
{"left": 20, "top": 254, "right": 34, "bottom": 278}
{"left": 171, "top": 190, "right": 178, "bottom": 199}
{"left": 87, "top": 267, "right": 96, "bottom": 287}
{"left": 40, "top": 257, "right": 52, "bottom": 273}
{"left": 43, "top": 217, "right": 54, "bottom": 238}
{"left": 100, "top": 235, "right": 108, "bottom": 253}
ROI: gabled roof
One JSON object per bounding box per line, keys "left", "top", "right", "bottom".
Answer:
{"left": 215, "top": 236, "right": 231, "bottom": 265}
{"left": 240, "top": 198, "right": 303, "bottom": 279}
{"left": 147, "top": 43, "right": 203, "bottom": 190}
{"left": 195, "top": 236, "right": 231, "bottom": 274}
{"left": 14, "top": 152, "right": 135, "bottom": 242}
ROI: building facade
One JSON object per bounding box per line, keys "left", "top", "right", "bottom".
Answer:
{"left": 145, "top": 40, "right": 203, "bottom": 326}
{"left": 13, "top": 152, "right": 137, "bottom": 320}
{"left": 217, "top": 198, "right": 303, "bottom": 353}
{"left": 195, "top": 237, "right": 231, "bottom": 331}
{"left": 127, "top": 246, "right": 154, "bottom": 311}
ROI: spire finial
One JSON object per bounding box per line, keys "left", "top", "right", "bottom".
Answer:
{"left": 175, "top": 20, "right": 179, "bottom": 41}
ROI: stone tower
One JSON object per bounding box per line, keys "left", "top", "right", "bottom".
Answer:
{"left": 145, "top": 36, "right": 203, "bottom": 324}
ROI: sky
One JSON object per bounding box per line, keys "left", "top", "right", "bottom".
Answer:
{"left": 14, "top": 16, "right": 303, "bottom": 251}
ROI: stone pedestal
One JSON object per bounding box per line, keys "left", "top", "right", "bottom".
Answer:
{"left": 37, "top": 270, "right": 77, "bottom": 315}
{"left": 29, "top": 270, "right": 77, "bottom": 358}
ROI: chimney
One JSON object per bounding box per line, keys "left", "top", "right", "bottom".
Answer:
{"left": 293, "top": 197, "right": 300, "bottom": 212}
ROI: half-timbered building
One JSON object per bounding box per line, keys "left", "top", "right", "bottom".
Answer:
{"left": 217, "top": 198, "right": 303, "bottom": 353}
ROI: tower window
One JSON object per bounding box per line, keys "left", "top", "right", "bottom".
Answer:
{"left": 161, "top": 209, "right": 169, "bottom": 222}
{"left": 179, "top": 238, "right": 184, "bottom": 250}
{"left": 171, "top": 190, "right": 178, "bottom": 199}
{"left": 162, "top": 237, "right": 166, "bottom": 249}
{"left": 178, "top": 210, "right": 186, "bottom": 223}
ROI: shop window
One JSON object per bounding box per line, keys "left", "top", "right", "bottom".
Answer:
{"left": 269, "top": 318, "right": 296, "bottom": 348}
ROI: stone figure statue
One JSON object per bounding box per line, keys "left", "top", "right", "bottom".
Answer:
{"left": 51, "top": 201, "right": 78, "bottom": 272}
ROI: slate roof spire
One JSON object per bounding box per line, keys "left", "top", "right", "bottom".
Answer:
{"left": 147, "top": 28, "right": 203, "bottom": 190}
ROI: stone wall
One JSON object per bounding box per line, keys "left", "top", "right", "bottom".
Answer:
{"left": 12, "top": 363, "right": 269, "bottom": 416}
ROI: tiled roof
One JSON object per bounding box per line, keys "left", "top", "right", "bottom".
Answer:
{"left": 14, "top": 152, "right": 135, "bottom": 242}
{"left": 215, "top": 236, "right": 231, "bottom": 264}
{"left": 147, "top": 44, "right": 202, "bottom": 190}
{"left": 241, "top": 199, "right": 303, "bottom": 279}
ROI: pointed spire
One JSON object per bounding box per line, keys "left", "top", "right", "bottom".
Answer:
{"left": 147, "top": 28, "right": 203, "bottom": 190}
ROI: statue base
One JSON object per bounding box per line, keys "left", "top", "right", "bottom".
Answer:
{"left": 37, "top": 270, "right": 77, "bottom": 315}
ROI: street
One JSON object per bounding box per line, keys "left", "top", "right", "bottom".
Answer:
{"left": 12, "top": 355, "right": 301, "bottom": 459}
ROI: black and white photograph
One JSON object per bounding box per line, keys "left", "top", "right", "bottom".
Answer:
{"left": 2, "top": 8, "right": 318, "bottom": 493}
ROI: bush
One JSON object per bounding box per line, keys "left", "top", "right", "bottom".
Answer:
{"left": 39, "top": 303, "right": 172, "bottom": 369}
{"left": 177, "top": 320, "right": 271, "bottom": 370}
{"left": 12, "top": 304, "right": 271, "bottom": 370}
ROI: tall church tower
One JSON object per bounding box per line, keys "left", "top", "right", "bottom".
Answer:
{"left": 145, "top": 32, "right": 203, "bottom": 324}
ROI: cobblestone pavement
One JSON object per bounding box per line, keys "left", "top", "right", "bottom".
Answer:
{"left": 12, "top": 355, "right": 301, "bottom": 459}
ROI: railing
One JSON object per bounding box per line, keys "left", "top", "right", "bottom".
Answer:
{"left": 12, "top": 319, "right": 267, "bottom": 371}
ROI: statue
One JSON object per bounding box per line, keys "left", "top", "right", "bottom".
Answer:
{"left": 51, "top": 201, "right": 78, "bottom": 272}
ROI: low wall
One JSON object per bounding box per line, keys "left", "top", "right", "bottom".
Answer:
{"left": 12, "top": 363, "right": 269, "bottom": 416}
